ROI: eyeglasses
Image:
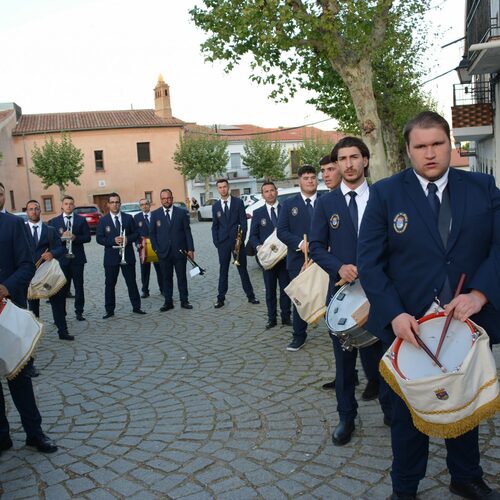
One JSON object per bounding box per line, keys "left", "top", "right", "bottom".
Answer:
{"left": 109, "top": 201, "right": 121, "bottom": 204}
{"left": 161, "top": 197, "right": 173, "bottom": 201}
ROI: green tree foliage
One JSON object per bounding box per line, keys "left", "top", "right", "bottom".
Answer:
{"left": 296, "top": 138, "right": 335, "bottom": 168}
{"left": 241, "top": 137, "right": 288, "bottom": 181}
{"left": 190, "top": 0, "right": 432, "bottom": 179}
{"left": 173, "top": 133, "right": 229, "bottom": 197}
{"left": 30, "top": 133, "right": 84, "bottom": 197}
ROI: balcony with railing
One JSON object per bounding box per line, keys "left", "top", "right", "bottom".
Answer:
{"left": 452, "top": 82, "right": 494, "bottom": 142}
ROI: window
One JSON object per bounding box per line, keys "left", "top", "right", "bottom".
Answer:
{"left": 145, "top": 191, "right": 153, "bottom": 203}
{"left": 243, "top": 188, "right": 251, "bottom": 194}
{"left": 290, "top": 150, "right": 299, "bottom": 176}
{"left": 230, "top": 153, "right": 241, "bottom": 169}
{"left": 16, "top": 157, "right": 24, "bottom": 166}
{"left": 137, "top": 142, "right": 151, "bottom": 162}
{"left": 42, "top": 196, "right": 54, "bottom": 213}
{"left": 9, "top": 190, "right": 15, "bottom": 210}
{"left": 94, "top": 150, "right": 104, "bottom": 171}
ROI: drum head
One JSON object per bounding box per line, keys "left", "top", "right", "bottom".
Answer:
{"left": 326, "top": 280, "right": 368, "bottom": 334}
{"left": 394, "top": 313, "right": 475, "bottom": 380}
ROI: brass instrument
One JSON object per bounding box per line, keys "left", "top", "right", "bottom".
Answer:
{"left": 61, "top": 227, "right": 75, "bottom": 259}
{"left": 233, "top": 225, "right": 243, "bottom": 266}
{"left": 180, "top": 250, "right": 206, "bottom": 275}
{"left": 112, "top": 228, "right": 127, "bottom": 265}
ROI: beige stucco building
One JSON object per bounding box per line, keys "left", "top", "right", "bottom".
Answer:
{"left": 0, "top": 76, "right": 188, "bottom": 217}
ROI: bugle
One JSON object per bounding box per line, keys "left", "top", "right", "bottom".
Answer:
{"left": 233, "top": 225, "right": 243, "bottom": 266}
{"left": 180, "top": 250, "right": 206, "bottom": 275}
{"left": 112, "top": 228, "right": 127, "bottom": 265}
{"left": 61, "top": 228, "right": 75, "bottom": 259}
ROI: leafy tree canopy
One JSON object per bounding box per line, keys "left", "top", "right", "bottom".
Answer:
{"left": 241, "top": 137, "right": 288, "bottom": 181}
{"left": 296, "top": 138, "right": 335, "bottom": 168}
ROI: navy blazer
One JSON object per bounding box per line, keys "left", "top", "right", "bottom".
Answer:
{"left": 96, "top": 212, "right": 139, "bottom": 266}
{"left": 149, "top": 206, "right": 194, "bottom": 259}
{"left": 358, "top": 168, "right": 500, "bottom": 345}
{"left": 249, "top": 204, "right": 280, "bottom": 251}
{"left": 309, "top": 188, "right": 360, "bottom": 300}
{"left": 134, "top": 212, "right": 152, "bottom": 239}
{"left": 48, "top": 213, "right": 91, "bottom": 266}
{"left": 0, "top": 212, "right": 35, "bottom": 307}
{"left": 277, "top": 193, "right": 319, "bottom": 273}
{"left": 211, "top": 197, "right": 247, "bottom": 248}
{"left": 25, "top": 222, "right": 66, "bottom": 263}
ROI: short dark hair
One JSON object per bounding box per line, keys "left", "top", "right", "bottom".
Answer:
{"left": 216, "top": 178, "right": 229, "bottom": 186}
{"left": 0, "top": 182, "right": 5, "bottom": 191}
{"left": 26, "top": 199, "right": 40, "bottom": 207}
{"left": 108, "top": 192, "right": 120, "bottom": 202}
{"left": 331, "top": 136, "right": 370, "bottom": 164}
{"left": 319, "top": 155, "right": 332, "bottom": 166}
{"left": 403, "top": 111, "right": 451, "bottom": 146}
{"left": 62, "top": 195, "right": 74, "bottom": 203}
{"left": 297, "top": 165, "right": 316, "bottom": 177}
{"left": 160, "top": 188, "right": 173, "bottom": 197}
{"left": 261, "top": 181, "right": 277, "bottom": 192}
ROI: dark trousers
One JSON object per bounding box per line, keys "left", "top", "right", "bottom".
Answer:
{"left": 29, "top": 289, "right": 68, "bottom": 335}
{"left": 288, "top": 267, "right": 307, "bottom": 342}
{"left": 331, "top": 334, "right": 391, "bottom": 421}
{"left": 140, "top": 261, "right": 163, "bottom": 294}
{"left": 61, "top": 263, "right": 85, "bottom": 315}
{"left": 216, "top": 242, "right": 255, "bottom": 301}
{"left": 263, "top": 259, "right": 290, "bottom": 322}
{"left": 104, "top": 264, "right": 141, "bottom": 313}
{"left": 0, "top": 367, "right": 42, "bottom": 440}
{"left": 159, "top": 255, "right": 188, "bottom": 305}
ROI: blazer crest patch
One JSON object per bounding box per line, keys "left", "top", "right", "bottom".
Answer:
{"left": 291, "top": 207, "right": 299, "bottom": 216}
{"left": 105, "top": 225, "right": 111, "bottom": 233}
{"left": 138, "top": 221, "right": 143, "bottom": 227}
{"left": 330, "top": 214, "right": 340, "bottom": 230}
{"left": 260, "top": 218, "right": 267, "bottom": 226}
{"left": 217, "top": 210, "right": 222, "bottom": 218}
{"left": 393, "top": 212, "right": 408, "bottom": 234}
{"left": 156, "top": 219, "right": 162, "bottom": 227}
{"left": 58, "top": 227, "right": 64, "bottom": 234}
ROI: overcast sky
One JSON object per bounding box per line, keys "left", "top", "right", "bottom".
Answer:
{"left": 0, "top": 0, "right": 465, "bottom": 130}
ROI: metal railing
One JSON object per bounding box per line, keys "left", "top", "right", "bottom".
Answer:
{"left": 466, "top": 0, "right": 499, "bottom": 48}
{"left": 453, "top": 82, "right": 493, "bottom": 105}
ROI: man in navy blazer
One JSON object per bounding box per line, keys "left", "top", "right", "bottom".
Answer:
{"left": 49, "top": 195, "right": 91, "bottom": 321}
{"left": 358, "top": 112, "right": 500, "bottom": 499}
{"left": 211, "top": 179, "right": 259, "bottom": 308}
{"left": 134, "top": 198, "right": 163, "bottom": 298}
{"left": 277, "top": 165, "right": 318, "bottom": 351}
{"left": 249, "top": 181, "right": 291, "bottom": 329}
{"left": 96, "top": 193, "right": 145, "bottom": 319}
{"left": 25, "top": 200, "right": 73, "bottom": 341}
{"left": 310, "top": 138, "right": 390, "bottom": 447}
{"left": 149, "top": 189, "right": 194, "bottom": 311}
{"left": 0, "top": 184, "right": 58, "bottom": 455}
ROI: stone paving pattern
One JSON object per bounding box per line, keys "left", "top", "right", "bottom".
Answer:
{"left": 1, "top": 221, "right": 499, "bottom": 499}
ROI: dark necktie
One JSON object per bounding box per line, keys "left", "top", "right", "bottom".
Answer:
{"left": 65, "top": 216, "right": 72, "bottom": 230}
{"left": 114, "top": 216, "right": 121, "bottom": 233}
{"left": 305, "top": 198, "right": 313, "bottom": 218}
{"left": 224, "top": 201, "right": 229, "bottom": 217}
{"left": 348, "top": 191, "right": 358, "bottom": 232}
{"left": 33, "top": 225, "right": 39, "bottom": 245}
{"left": 166, "top": 209, "right": 171, "bottom": 222}
{"left": 144, "top": 214, "right": 149, "bottom": 226}
{"left": 427, "top": 183, "right": 440, "bottom": 222}
{"left": 270, "top": 206, "right": 278, "bottom": 227}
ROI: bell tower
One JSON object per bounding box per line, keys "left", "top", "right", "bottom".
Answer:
{"left": 154, "top": 74, "right": 172, "bottom": 119}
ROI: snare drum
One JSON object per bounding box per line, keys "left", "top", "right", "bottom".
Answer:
{"left": 380, "top": 313, "right": 500, "bottom": 438}
{"left": 257, "top": 230, "right": 287, "bottom": 270}
{"left": 325, "top": 279, "right": 377, "bottom": 350}
{"left": 139, "top": 237, "right": 159, "bottom": 264}
{"left": 27, "top": 259, "right": 67, "bottom": 300}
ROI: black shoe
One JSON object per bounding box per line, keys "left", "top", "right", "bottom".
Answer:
{"left": 76, "top": 314, "right": 85, "bottom": 321}
{"left": 66, "top": 292, "right": 75, "bottom": 299}
{"left": 265, "top": 320, "right": 277, "bottom": 330}
{"left": 141, "top": 292, "right": 149, "bottom": 299}
{"left": 214, "top": 300, "right": 225, "bottom": 309}
{"left": 0, "top": 435, "right": 13, "bottom": 451}
{"left": 133, "top": 309, "right": 146, "bottom": 315}
{"left": 322, "top": 379, "right": 336, "bottom": 390}
{"left": 332, "top": 420, "right": 355, "bottom": 446}
{"left": 390, "top": 493, "right": 417, "bottom": 500}
{"left": 181, "top": 302, "right": 193, "bottom": 309}
{"left": 361, "top": 379, "right": 380, "bottom": 401}
{"left": 384, "top": 415, "right": 392, "bottom": 427}
{"left": 26, "top": 434, "right": 58, "bottom": 453}
{"left": 248, "top": 297, "right": 260, "bottom": 304}
{"left": 160, "top": 303, "right": 174, "bottom": 312}
{"left": 449, "top": 478, "right": 499, "bottom": 499}
{"left": 286, "top": 338, "right": 306, "bottom": 351}
{"left": 59, "top": 333, "right": 75, "bottom": 341}
{"left": 102, "top": 312, "right": 114, "bottom": 319}
{"left": 281, "top": 318, "right": 292, "bottom": 326}
{"left": 25, "top": 364, "right": 40, "bottom": 378}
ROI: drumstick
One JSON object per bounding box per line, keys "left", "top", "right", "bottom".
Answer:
{"left": 335, "top": 278, "right": 348, "bottom": 287}
{"left": 413, "top": 333, "right": 447, "bottom": 373}
{"left": 35, "top": 256, "right": 44, "bottom": 269}
{"left": 435, "top": 273, "right": 466, "bottom": 360}
{"left": 303, "top": 234, "right": 309, "bottom": 269}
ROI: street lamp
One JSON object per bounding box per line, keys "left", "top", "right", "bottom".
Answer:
{"left": 456, "top": 55, "right": 472, "bottom": 84}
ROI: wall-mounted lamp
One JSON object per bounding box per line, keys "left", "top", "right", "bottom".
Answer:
{"left": 455, "top": 55, "right": 472, "bottom": 84}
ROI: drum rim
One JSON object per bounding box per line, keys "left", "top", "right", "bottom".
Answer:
{"left": 326, "top": 279, "right": 364, "bottom": 334}
{"left": 391, "top": 311, "right": 476, "bottom": 380}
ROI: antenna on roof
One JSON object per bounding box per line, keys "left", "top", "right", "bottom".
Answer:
{"left": 130, "top": 104, "right": 134, "bottom": 110}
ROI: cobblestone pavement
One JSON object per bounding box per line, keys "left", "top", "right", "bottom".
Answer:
{"left": 1, "top": 220, "right": 499, "bottom": 499}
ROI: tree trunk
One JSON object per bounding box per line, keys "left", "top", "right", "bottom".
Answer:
{"left": 331, "top": 59, "right": 389, "bottom": 181}
{"left": 382, "top": 122, "right": 406, "bottom": 174}
{"left": 204, "top": 176, "right": 210, "bottom": 201}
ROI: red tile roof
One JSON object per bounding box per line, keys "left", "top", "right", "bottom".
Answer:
{"left": 13, "top": 109, "right": 185, "bottom": 135}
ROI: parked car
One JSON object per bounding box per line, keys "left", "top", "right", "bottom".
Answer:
{"left": 245, "top": 184, "right": 329, "bottom": 255}
{"left": 173, "top": 201, "right": 188, "bottom": 211}
{"left": 240, "top": 193, "right": 262, "bottom": 208}
{"left": 120, "top": 202, "right": 142, "bottom": 218}
{"left": 197, "top": 198, "right": 218, "bottom": 221}
{"left": 73, "top": 205, "right": 103, "bottom": 233}
{"left": 11, "top": 211, "right": 28, "bottom": 222}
